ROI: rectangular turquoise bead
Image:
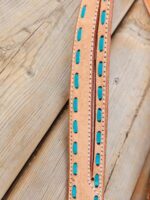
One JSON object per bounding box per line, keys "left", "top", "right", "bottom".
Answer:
{"left": 73, "top": 142, "right": 78, "bottom": 155}
{"left": 73, "top": 98, "right": 78, "bottom": 112}
{"left": 73, "top": 120, "right": 78, "bottom": 133}
{"left": 81, "top": 5, "right": 86, "bottom": 18}
{"left": 99, "top": 36, "right": 104, "bottom": 52}
{"left": 101, "top": 10, "right": 106, "bottom": 25}
{"left": 75, "top": 50, "right": 80, "bottom": 64}
{"left": 98, "top": 86, "right": 103, "bottom": 100}
{"left": 97, "top": 108, "right": 102, "bottom": 122}
{"left": 96, "top": 131, "right": 102, "bottom": 144}
{"left": 98, "top": 62, "right": 103, "bottom": 77}
{"left": 72, "top": 185, "right": 77, "bottom": 198}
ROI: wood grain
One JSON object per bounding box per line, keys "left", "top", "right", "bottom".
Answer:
{"left": 0, "top": 0, "right": 80, "bottom": 198}
{"left": 106, "top": 0, "right": 150, "bottom": 183}
{"left": 105, "top": 87, "right": 150, "bottom": 200}
{"left": 5, "top": 0, "right": 150, "bottom": 199}
{"left": 0, "top": 0, "right": 136, "bottom": 198}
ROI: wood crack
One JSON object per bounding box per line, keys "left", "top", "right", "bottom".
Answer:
{"left": 105, "top": 77, "right": 150, "bottom": 192}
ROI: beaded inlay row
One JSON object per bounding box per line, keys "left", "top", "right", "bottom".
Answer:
{"left": 70, "top": 0, "right": 111, "bottom": 199}
{"left": 71, "top": 5, "right": 87, "bottom": 199}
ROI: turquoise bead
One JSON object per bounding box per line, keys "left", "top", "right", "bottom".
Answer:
{"left": 75, "top": 50, "right": 80, "bottom": 64}
{"left": 98, "top": 61, "right": 103, "bottom": 77}
{"left": 73, "top": 98, "right": 78, "bottom": 112}
{"left": 96, "top": 131, "right": 102, "bottom": 144}
{"left": 95, "top": 153, "right": 101, "bottom": 166}
{"left": 74, "top": 73, "right": 79, "bottom": 89}
{"left": 98, "top": 86, "right": 103, "bottom": 100}
{"left": 72, "top": 185, "right": 77, "bottom": 198}
{"left": 73, "top": 120, "right": 78, "bottom": 133}
{"left": 94, "top": 196, "right": 99, "bottom": 200}
{"left": 94, "top": 174, "right": 100, "bottom": 188}
{"left": 101, "top": 10, "right": 106, "bottom": 25}
{"left": 77, "top": 28, "right": 82, "bottom": 41}
{"left": 73, "top": 142, "right": 78, "bottom": 155}
{"left": 73, "top": 163, "right": 78, "bottom": 175}
{"left": 81, "top": 5, "right": 86, "bottom": 18}
{"left": 99, "top": 36, "right": 104, "bottom": 52}
{"left": 97, "top": 108, "right": 102, "bottom": 122}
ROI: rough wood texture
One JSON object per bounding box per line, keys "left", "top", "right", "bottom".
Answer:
{"left": 6, "top": 108, "right": 69, "bottom": 200}
{"left": 105, "top": 87, "right": 150, "bottom": 200}
{"left": 4, "top": 0, "right": 150, "bottom": 199}
{"left": 106, "top": 0, "right": 150, "bottom": 183}
{"left": 0, "top": 0, "right": 136, "bottom": 198}
{"left": 0, "top": 0, "right": 80, "bottom": 198}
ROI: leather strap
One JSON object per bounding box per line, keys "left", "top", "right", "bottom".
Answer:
{"left": 68, "top": 0, "right": 113, "bottom": 199}
{"left": 144, "top": 0, "right": 150, "bottom": 14}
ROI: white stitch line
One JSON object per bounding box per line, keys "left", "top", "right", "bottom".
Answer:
{"left": 87, "top": 0, "right": 100, "bottom": 192}
{"left": 88, "top": 0, "right": 111, "bottom": 197}
{"left": 69, "top": 3, "right": 85, "bottom": 199}
{"left": 69, "top": 25, "right": 78, "bottom": 199}
{"left": 69, "top": 0, "right": 112, "bottom": 199}
{"left": 98, "top": 1, "right": 111, "bottom": 198}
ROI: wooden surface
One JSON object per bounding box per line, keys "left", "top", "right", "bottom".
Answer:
{"left": 0, "top": 0, "right": 149, "bottom": 199}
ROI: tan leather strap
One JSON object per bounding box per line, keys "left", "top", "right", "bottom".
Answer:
{"left": 144, "top": 0, "right": 150, "bottom": 14}
{"left": 68, "top": 0, "right": 113, "bottom": 199}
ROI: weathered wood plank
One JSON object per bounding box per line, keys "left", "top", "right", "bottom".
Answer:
{"left": 106, "top": 0, "right": 150, "bottom": 182}
{"left": 5, "top": 0, "right": 150, "bottom": 199}
{"left": 112, "top": 0, "right": 135, "bottom": 32}
{"left": 0, "top": 0, "right": 136, "bottom": 198}
{"left": 0, "top": 1, "right": 80, "bottom": 198}
{"left": 131, "top": 152, "right": 150, "bottom": 200}
{"left": 6, "top": 108, "right": 69, "bottom": 200}
{"left": 105, "top": 87, "right": 150, "bottom": 200}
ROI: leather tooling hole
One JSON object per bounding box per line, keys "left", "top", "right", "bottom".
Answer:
{"left": 97, "top": 108, "right": 102, "bottom": 122}
{"left": 95, "top": 153, "right": 101, "bottom": 166}
{"left": 101, "top": 10, "right": 106, "bottom": 25}
{"left": 98, "top": 61, "right": 103, "bottom": 77}
{"left": 74, "top": 73, "right": 79, "bottom": 89}
{"left": 98, "top": 86, "right": 103, "bottom": 100}
{"left": 81, "top": 5, "right": 86, "bottom": 18}
{"left": 73, "top": 142, "right": 78, "bottom": 155}
{"left": 73, "top": 163, "right": 78, "bottom": 175}
{"left": 96, "top": 131, "right": 102, "bottom": 145}
{"left": 94, "top": 174, "right": 100, "bottom": 188}
{"left": 99, "top": 36, "right": 104, "bottom": 52}
{"left": 77, "top": 27, "right": 83, "bottom": 41}
{"left": 73, "top": 120, "right": 78, "bottom": 133}
{"left": 94, "top": 195, "right": 99, "bottom": 200}
{"left": 72, "top": 185, "right": 77, "bottom": 199}
{"left": 73, "top": 97, "right": 78, "bottom": 112}
{"left": 75, "top": 50, "right": 81, "bottom": 64}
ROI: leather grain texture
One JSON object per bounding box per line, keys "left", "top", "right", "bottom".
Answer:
{"left": 144, "top": 0, "right": 150, "bottom": 14}
{"left": 68, "top": 0, "right": 113, "bottom": 199}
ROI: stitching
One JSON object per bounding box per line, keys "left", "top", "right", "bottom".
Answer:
{"left": 99, "top": 0, "right": 111, "bottom": 196}
{"left": 69, "top": 26, "right": 77, "bottom": 199}
{"left": 87, "top": 0, "right": 100, "bottom": 192}
{"left": 69, "top": 0, "right": 111, "bottom": 199}
{"left": 87, "top": 0, "right": 111, "bottom": 195}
